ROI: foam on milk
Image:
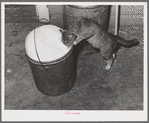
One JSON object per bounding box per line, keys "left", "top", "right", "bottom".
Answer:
{"left": 25, "top": 25, "right": 71, "bottom": 62}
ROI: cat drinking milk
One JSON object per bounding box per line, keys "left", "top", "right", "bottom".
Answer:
{"left": 60, "top": 18, "right": 139, "bottom": 70}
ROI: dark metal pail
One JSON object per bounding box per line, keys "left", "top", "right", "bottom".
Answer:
{"left": 27, "top": 46, "right": 76, "bottom": 96}
{"left": 63, "top": 5, "right": 111, "bottom": 30}
{"left": 63, "top": 5, "right": 111, "bottom": 55}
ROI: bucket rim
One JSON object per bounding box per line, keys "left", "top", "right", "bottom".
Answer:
{"left": 26, "top": 46, "right": 74, "bottom": 65}
{"left": 67, "top": 5, "right": 104, "bottom": 9}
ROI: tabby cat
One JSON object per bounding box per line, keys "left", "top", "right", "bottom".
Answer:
{"left": 60, "top": 18, "right": 139, "bottom": 70}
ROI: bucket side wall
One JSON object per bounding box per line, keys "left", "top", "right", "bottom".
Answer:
{"left": 28, "top": 49, "right": 76, "bottom": 96}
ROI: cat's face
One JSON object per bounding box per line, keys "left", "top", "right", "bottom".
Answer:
{"left": 59, "top": 29, "right": 77, "bottom": 47}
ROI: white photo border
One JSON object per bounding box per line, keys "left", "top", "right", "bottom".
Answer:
{"left": 1, "top": 2, "right": 148, "bottom": 121}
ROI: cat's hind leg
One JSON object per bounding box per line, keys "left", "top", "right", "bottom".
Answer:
{"left": 101, "top": 48, "right": 115, "bottom": 70}
{"left": 105, "top": 53, "right": 115, "bottom": 70}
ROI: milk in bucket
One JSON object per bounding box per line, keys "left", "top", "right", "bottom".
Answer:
{"left": 25, "top": 25, "right": 71, "bottom": 62}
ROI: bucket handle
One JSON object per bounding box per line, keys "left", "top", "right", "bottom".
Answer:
{"left": 34, "top": 29, "right": 49, "bottom": 70}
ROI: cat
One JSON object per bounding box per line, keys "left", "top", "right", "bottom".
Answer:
{"left": 60, "top": 18, "right": 139, "bottom": 70}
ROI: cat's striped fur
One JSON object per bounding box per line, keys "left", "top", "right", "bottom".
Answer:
{"left": 60, "top": 18, "right": 139, "bottom": 70}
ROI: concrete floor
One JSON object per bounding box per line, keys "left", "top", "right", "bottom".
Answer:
{"left": 5, "top": 22, "right": 143, "bottom": 110}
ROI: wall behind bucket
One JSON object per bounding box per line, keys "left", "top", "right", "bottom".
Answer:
{"left": 47, "top": 5, "right": 64, "bottom": 28}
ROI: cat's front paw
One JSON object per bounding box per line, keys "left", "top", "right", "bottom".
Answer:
{"left": 105, "top": 65, "right": 111, "bottom": 70}
{"left": 73, "top": 41, "right": 77, "bottom": 45}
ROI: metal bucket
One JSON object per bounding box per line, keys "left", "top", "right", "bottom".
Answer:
{"left": 63, "top": 5, "right": 111, "bottom": 54}
{"left": 27, "top": 46, "right": 76, "bottom": 96}
{"left": 25, "top": 25, "right": 76, "bottom": 96}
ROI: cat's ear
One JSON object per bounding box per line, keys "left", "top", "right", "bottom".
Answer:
{"left": 59, "top": 29, "right": 65, "bottom": 33}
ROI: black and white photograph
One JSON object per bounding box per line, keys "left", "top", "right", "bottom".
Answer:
{"left": 1, "top": 1, "right": 148, "bottom": 122}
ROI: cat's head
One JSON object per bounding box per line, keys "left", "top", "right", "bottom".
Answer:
{"left": 59, "top": 29, "right": 77, "bottom": 47}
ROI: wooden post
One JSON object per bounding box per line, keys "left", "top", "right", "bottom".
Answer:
{"left": 35, "top": 5, "right": 50, "bottom": 23}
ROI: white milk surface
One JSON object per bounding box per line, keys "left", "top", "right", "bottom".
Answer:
{"left": 25, "top": 25, "right": 71, "bottom": 62}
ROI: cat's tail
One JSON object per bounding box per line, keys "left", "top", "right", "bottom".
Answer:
{"left": 115, "top": 36, "right": 139, "bottom": 46}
